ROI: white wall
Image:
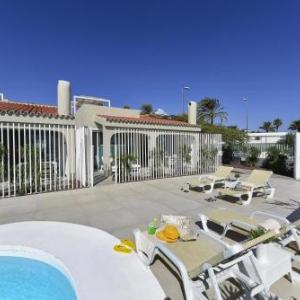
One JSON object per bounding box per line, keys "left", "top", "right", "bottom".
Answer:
{"left": 248, "top": 132, "right": 287, "bottom": 144}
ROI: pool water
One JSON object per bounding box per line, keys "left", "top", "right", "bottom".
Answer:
{"left": 0, "top": 256, "right": 77, "bottom": 300}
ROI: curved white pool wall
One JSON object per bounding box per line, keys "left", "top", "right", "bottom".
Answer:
{"left": 0, "top": 245, "right": 78, "bottom": 298}
{"left": 0, "top": 221, "right": 165, "bottom": 300}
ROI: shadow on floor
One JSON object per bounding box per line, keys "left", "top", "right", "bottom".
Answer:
{"left": 264, "top": 198, "right": 300, "bottom": 210}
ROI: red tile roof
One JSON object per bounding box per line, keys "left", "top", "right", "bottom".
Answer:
{"left": 0, "top": 101, "right": 73, "bottom": 119}
{"left": 98, "top": 114, "right": 199, "bottom": 127}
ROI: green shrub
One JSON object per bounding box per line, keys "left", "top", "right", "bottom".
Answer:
{"left": 249, "top": 227, "right": 266, "bottom": 240}
{"left": 245, "top": 147, "right": 261, "bottom": 167}
{"left": 249, "top": 227, "right": 278, "bottom": 243}
{"left": 263, "top": 146, "right": 289, "bottom": 175}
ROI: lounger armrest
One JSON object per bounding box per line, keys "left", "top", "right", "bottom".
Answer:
{"left": 250, "top": 211, "right": 290, "bottom": 225}
{"left": 218, "top": 251, "right": 252, "bottom": 269}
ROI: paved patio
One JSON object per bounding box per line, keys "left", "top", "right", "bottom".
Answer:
{"left": 0, "top": 171, "right": 300, "bottom": 299}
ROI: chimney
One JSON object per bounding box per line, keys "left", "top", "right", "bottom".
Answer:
{"left": 188, "top": 101, "right": 197, "bottom": 125}
{"left": 57, "top": 80, "right": 71, "bottom": 115}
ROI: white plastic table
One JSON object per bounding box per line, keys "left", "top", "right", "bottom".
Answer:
{"left": 0, "top": 221, "right": 166, "bottom": 300}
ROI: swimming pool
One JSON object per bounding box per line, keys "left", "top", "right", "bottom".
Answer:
{"left": 0, "top": 256, "right": 77, "bottom": 300}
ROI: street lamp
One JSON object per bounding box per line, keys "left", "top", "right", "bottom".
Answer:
{"left": 182, "top": 86, "right": 191, "bottom": 114}
{"left": 243, "top": 97, "right": 249, "bottom": 131}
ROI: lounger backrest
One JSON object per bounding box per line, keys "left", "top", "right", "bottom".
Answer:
{"left": 246, "top": 170, "right": 273, "bottom": 186}
{"left": 214, "top": 166, "right": 233, "bottom": 178}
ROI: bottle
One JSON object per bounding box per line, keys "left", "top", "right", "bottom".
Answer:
{"left": 148, "top": 218, "right": 157, "bottom": 235}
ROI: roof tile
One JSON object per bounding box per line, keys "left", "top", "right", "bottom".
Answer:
{"left": 0, "top": 101, "right": 73, "bottom": 119}
{"left": 97, "top": 114, "right": 198, "bottom": 127}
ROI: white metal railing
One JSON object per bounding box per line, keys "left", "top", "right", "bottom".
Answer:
{"left": 112, "top": 128, "right": 222, "bottom": 183}
{"left": 0, "top": 122, "right": 91, "bottom": 198}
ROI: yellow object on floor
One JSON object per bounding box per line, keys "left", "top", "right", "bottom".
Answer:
{"left": 113, "top": 244, "right": 132, "bottom": 254}
{"left": 121, "top": 239, "right": 136, "bottom": 250}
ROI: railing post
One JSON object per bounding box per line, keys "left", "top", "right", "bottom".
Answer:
{"left": 294, "top": 133, "right": 300, "bottom": 180}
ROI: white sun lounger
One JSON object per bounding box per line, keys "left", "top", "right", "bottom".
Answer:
{"left": 242, "top": 243, "right": 295, "bottom": 295}
{"left": 188, "top": 166, "right": 233, "bottom": 194}
{"left": 217, "top": 169, "right": 275, "bottom": 205}
{"left": 199, "top": 209, "right": 289, "bottom": 237}
{"left": 134, "top": 228, "right": 276, "bottom": 300}
{"left": 278, "top": 219, "right": 300, "bottom": 255}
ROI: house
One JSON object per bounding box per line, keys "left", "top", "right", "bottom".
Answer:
{"left": 0, "top": 80, "right": 221, "bottom": 198}
{"left": 248, "top": 132, "right": 287, "bottom": 144}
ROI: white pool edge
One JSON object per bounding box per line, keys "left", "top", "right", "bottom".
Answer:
{"left": 0, "top": 245, "right": 79, "bottom": 298}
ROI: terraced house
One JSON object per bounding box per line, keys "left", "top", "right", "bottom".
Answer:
{"left": 0, "top": 81, "right": 221, "bottom": 197}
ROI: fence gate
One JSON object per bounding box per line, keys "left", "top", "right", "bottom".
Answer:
{"left": 111, "top": 129, "right": 222, "bottom": 183}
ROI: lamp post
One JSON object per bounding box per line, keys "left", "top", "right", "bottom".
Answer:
{"left": 243, "top": 97, "right": 248, "bottom": 131}
{"left": 182, "top": 86, "right": 191, "bottom": 114}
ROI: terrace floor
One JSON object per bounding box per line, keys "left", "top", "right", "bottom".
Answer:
{"left": 0, "top": 170, "right": 300, "bottom": 299}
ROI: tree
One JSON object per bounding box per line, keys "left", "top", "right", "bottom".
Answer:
{"left": 201, "top": 124, "right": 247, "bottom": 146}
{"left": 273, "top": 118, "right": 283, "bottom": 132}
{"left": 170, "top": 113, "right": 188, "bottom": 122}
{"left": 140, "top": 104, "right": 153, "bottom": 115}
{"left": 289, "top": 120, "right": 300, "bottom": 132}
{"left": 123, "top": 105, "right": 131, "bottom": 109}
{"left": 197, "top": 97, "right": 228, "bottom": 125}
{"left": 259, "top": 121, "right": 273, "bottom": 132}
{"left": 201, "top": 124, "right": 247, "bottom": 164}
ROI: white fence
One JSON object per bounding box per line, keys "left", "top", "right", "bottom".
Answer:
{"left": 112, "top": 129, "right": 222, "bottom": 183}
{"left": 295, "top": 133, "right": 300, "bottom": 180}
{"left": 0, "top": 122, "right": 91, "bottom": 198}
{"left": 0, "top": 121, "right": 222, "bottom": 197}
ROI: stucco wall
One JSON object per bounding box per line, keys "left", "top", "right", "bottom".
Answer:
{"left": 75, "top": 104, "right": 140, "bottom": 128}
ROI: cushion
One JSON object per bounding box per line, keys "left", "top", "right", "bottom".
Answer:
{"left": 165, "top": 238, "right": 224, "bottom": 279}
{"left": 259, "top": 218, "right": 281, "bottom": 234}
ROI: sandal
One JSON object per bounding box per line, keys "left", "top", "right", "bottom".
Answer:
{"left": 121, "top": 239, "right": 136, "bottom": 250}
{"left": 113, "top": 244, "right": 132, "bottom": 254}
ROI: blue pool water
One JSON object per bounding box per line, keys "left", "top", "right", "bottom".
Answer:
{"left": 0, "top": 256, "right": 77, "bottom": 300}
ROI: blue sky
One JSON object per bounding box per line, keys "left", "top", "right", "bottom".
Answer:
{"left": 0, "top": 0, "right": 299, "bottom": 130}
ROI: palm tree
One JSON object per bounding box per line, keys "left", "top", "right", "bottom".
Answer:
{"left": 273, "top": 118, "right": 283, "bottom": 132}
{"left": 259, "top": 121, "right": 273, "bottom": 132}
{"left": 289, "top": 120, "right": 300, "bottom": 132}
{"left": 140, "top": 104, "right": 153, "bottom": 115}
{"left": 196, "top": 97, "right": 228, "bottom": 125}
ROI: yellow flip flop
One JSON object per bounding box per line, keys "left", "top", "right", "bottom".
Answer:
{"left": 113, "top": 244, "right": 132, "bottom": 254}
{"left": 121, "top": 239, "right": 136, "bottom": 250}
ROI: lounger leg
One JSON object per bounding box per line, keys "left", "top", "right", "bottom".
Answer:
{"left": 207, "top": 267, "right": 223, "bottom": 300}
{"left": 198, "top": 214, "right": 209, "bottom": 232}
{"left": 266, "top": 187, "right": 275, "bottom": 199}
{"left": 203, "top": 183, "right": 214, "bottom": 194}
{"left": 240, "top": 192, "right": 253, "bottom": 205}
{"left": 133, "top": 229, "right": 156, "bottom": 266}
